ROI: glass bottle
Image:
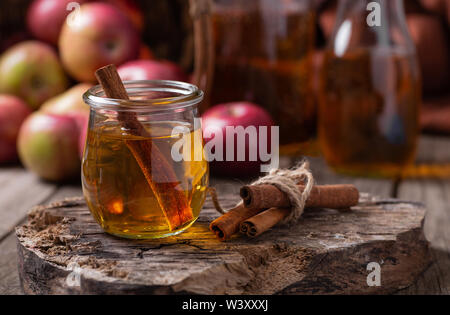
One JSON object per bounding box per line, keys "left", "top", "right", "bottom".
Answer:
{"left": 82, "top": 81, "right": 209, "bottom": 239}
{"left": 318, "top": 0, "right": 421, "bottom": 177}
{"left": 210, "top": 0, "right": 316, "bottom": 154}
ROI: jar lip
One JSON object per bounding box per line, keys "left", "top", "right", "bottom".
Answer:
{"left": 83, "top": 80, "right": 204, "bottom": 113}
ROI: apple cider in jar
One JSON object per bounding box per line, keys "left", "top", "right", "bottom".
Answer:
{"left": 81, "top": 81, "right": 208, "bottom": 239}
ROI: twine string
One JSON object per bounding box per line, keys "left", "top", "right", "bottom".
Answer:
{"left": 210, "top": 160, "right": 314, "bottom": 224}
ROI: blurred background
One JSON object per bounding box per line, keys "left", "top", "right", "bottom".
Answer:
{"left": 0, "top": 0, "right": 194, "bottom": 68}
{"left": 0, "top": 0, "right": 449, "bottom": 181}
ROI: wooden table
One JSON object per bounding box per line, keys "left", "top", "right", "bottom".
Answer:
{"left": 1, "top": 135, "right": 450, "bottom": 295}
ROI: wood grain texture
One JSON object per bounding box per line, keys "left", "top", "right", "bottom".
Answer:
{"left": 0, "top": 233, "right": 22, "bottom": 295}
{"left": 398, "top": 179, "right": 450, "bottom": 251}
{"left": 397, "top": 248, "right": 450, "bottom": 295}
{"left": 396, "top": 179, "right": 450, "bottom": 294}
{"left": 2, "top": 135, "right": 450, "bottom": 295}
{"left": 16, "top": 193, "right": 430, "bottom": 295}
{"left": 0, "top": 185, "right": 82, "bottom": 295}
{"left": 0, "top": 168, "right": 56, "bottom": 240}
{"left": 416, "top": 135, "right": 450, "bottom": 164}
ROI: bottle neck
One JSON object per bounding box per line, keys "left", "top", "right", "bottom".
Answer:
{"left": 337, "top": 0, "right": 405, "bottom": 15}
{"left": 332, "top": 0, "right": 414, "bottom": 54}
{"left": 336, "top": 0, "right": 408, "bottom": 26}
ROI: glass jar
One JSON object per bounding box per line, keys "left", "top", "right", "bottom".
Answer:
{"left": 210, "top": 0, "right": 316, "bottom": 154}
{"left": 318, "top": 0, "right": 421, "bottom": 177}
{"left": 82, "top": 81, "right": 209, "bottom": 239}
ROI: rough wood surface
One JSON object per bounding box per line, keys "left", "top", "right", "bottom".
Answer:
{"left": 0, "top": 168, "right": 56, "bottom": 240}
{"left": 16, "top": 192, "right": 430, "bottom": 295}
{"left": 0, "top": 233, "right": 22, "bottom": 295}
{"left": 0, "top": 184, "right": 82, "bottom": 295}
{"left": 396, "top": 179, "right": 450, "bottom": 294}
{"left": 2, "top": 136, "right": 450, "bottom": 295}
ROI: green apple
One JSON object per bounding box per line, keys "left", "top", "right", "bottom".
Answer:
{"left": 0, "top": 41, "right": 69, "bottom": 110}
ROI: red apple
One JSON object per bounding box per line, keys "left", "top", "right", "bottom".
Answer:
{"left": 118, "top": 60, "right": 189, "bottom": 82}
{"left": 0, "top": 41, "right": 69, "bottom": 110}
{"left": 202, "top": 102, "right": 274, "bottom": 177}
{"left": 18, "top": 112, "right": 81, "bottom": 181}
{"left": 59, "top": 2, "right": 140, "bottom": 82}
{"left": 27, "top": 0, "right": 142, "bottom": 46}
{"left": 0, "top": 95, "right": 32, "bottom": 163}
{"left": 27, "top": 0, "right": 90, "bottom": 45}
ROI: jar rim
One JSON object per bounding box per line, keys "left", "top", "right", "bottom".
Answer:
{"left": 83, "top": 80, "right": 204, "bottom": 113}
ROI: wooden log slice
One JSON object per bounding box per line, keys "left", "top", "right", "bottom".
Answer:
{"left": 16, "top": 193, "right": 431, "bottom": 295}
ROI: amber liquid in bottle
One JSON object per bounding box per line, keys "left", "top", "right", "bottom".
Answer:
{"left": 319, "top": 49, "right": 421, "bottom": 177}
{"left": 82, "top": 121, "right": 209, "bottom": 239}
{"left": 211, "top": 6, "right": 316, "bottom": 153}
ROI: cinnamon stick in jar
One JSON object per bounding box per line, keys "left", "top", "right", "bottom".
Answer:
{"left": 95, "top": 65, "right": 193, "bottom": 230}
{"left": 240, "top": 184, "right": 359, "bottom": 210}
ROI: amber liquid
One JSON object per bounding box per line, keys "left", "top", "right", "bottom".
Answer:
{"left": 211, "top": 7, "right": 316, "bottom": 153}
{"left": 82, "top": 121, "right": 209, "bottom": 239}
{"left": 318, "top": 49, "right": 421, "bottom": 177}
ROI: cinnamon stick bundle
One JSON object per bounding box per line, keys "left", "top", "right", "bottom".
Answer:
{"left": 209, "top": 203, "right": 262, "bottom": 241}
{"left": 240, "top": 208, "right": 290, "bottom": 238}
{"left": 240, "top": 184, "right": 359, "bottom": 210}
{"left": 210, "top": 184, "right": 360, "bottom": 241}
{"left": 238, "top": 184, "right": 359, "bottom": 238}
{"left": 95, "top": 65, "right": 193, "bottom": 230}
